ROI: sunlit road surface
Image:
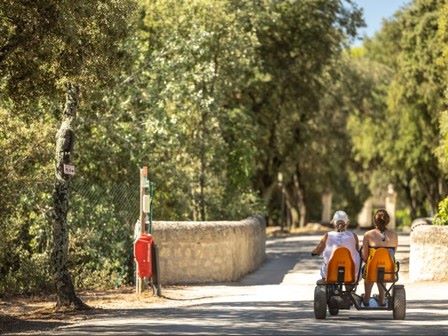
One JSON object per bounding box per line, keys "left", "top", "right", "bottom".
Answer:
{"left": 49, "top": 234, "right": 448, "bottom": 335}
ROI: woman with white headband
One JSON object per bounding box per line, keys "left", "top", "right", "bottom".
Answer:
{"left": 312, "top": 210, "right": 360, "bottom": 280}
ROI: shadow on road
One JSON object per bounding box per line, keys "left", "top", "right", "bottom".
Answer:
{"left": 27, "top": 234, "right": 448, "bottom": 335}
{"left": 240, "top": 237, "right": 320, "bottom": 286}
{"left": 53, "top": 300, "right": 448, "bottom": 335}
{"left": 0, "top": 314, "right": 67, "bottom": 335}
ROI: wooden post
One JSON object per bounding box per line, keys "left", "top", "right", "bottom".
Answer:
{"left": 140, "top": 166, "right": 148, "bottom": 235}
{"left": 136, "top": 166, "right": 148, "bottom": 295}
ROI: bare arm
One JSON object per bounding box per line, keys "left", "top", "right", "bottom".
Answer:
{"left": 362, "top": 232, "right": 370, "bottom": 262}
{"left": 312, "top": 233, "right": 328, "bottom": 255}
{"left": 352, "top": 232, "right": 359, "bottom": 251}
{"left": 392, "top": 231, "right": 398, "bottom": 249}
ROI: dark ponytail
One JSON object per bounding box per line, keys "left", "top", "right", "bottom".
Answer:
{"left": 374, "top": 209, "right": 390, "bottom": 233}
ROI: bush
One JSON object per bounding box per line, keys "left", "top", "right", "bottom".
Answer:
{"left": 0, "top": 250, "right": 51, "bottom": 297}
{"left": 395, "top": 208, "right": 412, "bottom": 228}
{"left": 434, "top": 197, "right": 448, "bottom": 226}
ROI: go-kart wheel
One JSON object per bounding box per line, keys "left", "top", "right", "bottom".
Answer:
{"left": 393, "top": 285, "right": 406, "bottom": 320}
{"left": 328, "top": 297, "right": 339, "bottom": 316}
{"left": 314, "top": 285, "right": 327, "bottom": 319}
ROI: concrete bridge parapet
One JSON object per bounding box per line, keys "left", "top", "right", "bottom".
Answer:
{"left": 152, "top": 216, "right": 266, "bottom": 284}
{"left": 410, "top": 221, "right": 448, "bottom": 282}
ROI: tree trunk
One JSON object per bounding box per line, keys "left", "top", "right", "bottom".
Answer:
{"left": 293, "top": 170, "right": 307, "bottom": 228}
{"left": 51, "top": 83, "right": 89, "bottom": 310}
{"left": 283, "top": 187, "right": 298, "bottom": 229}
{"left": 401, "top": 180, "right": 416, "bottom": 220}
{"left": 199, "top": 107, "right": 207, "bottom": 221}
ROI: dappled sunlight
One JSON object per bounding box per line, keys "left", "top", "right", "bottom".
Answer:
{"left": 240, "top": 236, "right": 321, "bottom": 286}
{"left": 2, "top": 0, "right": 448, "bottom": 334}
{"left": 53, "top": 300, "right": 448, "bottom": 335}
{"left": 44, "top": 234, "right": 448, "bottom": 335}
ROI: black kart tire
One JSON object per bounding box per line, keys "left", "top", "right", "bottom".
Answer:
{"left": 314, "top": 285, "right": 327, "bottom": 319}
{"left": 328, "top": 297, "right": 339, "bottom": 316}
{"left": 393, "top": 285, "right": 406, "bottom": 320}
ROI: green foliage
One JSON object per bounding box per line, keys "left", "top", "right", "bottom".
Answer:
{"left": 436, "top": 111, "right": 448, "bottom": 172}
{"left": 434, "top": 197, "right": 448, "bottom": 225}
{"left": 239, "top": 0, "right": 363, "bottom": 225}
{"left": 436, "top": 4, "right": 448, "bottom": 173}
{"left": 137, "top": 0, "right": 263, "bottom": 220}
{"left": 0, "top": 106, "right": 54, "bottom": 295}
{"left": 0, "top": 0, "right": 137, "bottom": 296}
{"left": 12, "top": 0, "right": 448, "bottom": 297}
{"left": 0, "top": 0, "right": 137, "bottom": 106}
{"left": 67, "top": 180, "right": 138, "bottom": 288}
{"left": 348, "top": 0, "right": 448, "bottom": 219}
{"left": 395, "top": 208, "right": 412, "bottom": 228}
{"left": 0, "top": 250, "right": 51, "bottom": 296}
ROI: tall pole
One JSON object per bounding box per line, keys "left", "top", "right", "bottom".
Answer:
{"left": 140, "top": 166, "right": 148, "bottom": 235}
{"left": 149, "top": 182, "right": 154, "bottom": 234}
{"left": 136, "top": 166, "right": 148, "bottom": 294}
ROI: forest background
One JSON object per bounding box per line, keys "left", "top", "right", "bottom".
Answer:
{"left": 1, "top": 0, "right": 448, "bottom": 297}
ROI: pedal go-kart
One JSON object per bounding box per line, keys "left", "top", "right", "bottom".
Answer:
{"left": 313, "top": 246, "right": 406, "bottom": 320}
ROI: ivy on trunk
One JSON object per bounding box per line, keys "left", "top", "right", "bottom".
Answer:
{"left": 51, "top": 83, "right": 89, "bottom": 310}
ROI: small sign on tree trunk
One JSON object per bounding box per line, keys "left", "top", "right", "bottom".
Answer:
{"left": 63, "top": 164, "right": 75, "bottom": 175}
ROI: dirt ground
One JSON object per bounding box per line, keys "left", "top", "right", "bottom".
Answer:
{"left": 0, "top": 287, "right": 167, "bottom": 335}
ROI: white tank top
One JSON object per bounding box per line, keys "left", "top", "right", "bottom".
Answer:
{"left": 321, "top": 231, "right": 360, "bottom": 279}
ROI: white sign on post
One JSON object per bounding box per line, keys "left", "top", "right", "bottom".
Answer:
{"left": 63, "top": 164, "right": 75, "bottom": 175}
{"left": 143, "top": 195, "right": 151, "bottom": 213}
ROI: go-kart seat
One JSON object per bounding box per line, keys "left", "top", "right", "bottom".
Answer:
{"left": 326, "top": 247, "right": 356, "bottom": 284}
{"left": 365, "top": 247, "right": 396, "bottom": 283}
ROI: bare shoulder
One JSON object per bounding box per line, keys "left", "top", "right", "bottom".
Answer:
{"left": 362, "top": 229, "right": 375, "bottom": 243}
{"left": 388, "top": 229, "right": 398, "bottom": 239}
{"left": 364, "top": 229, "right": 374, "bottom": 237}
{"left": 360, "top": 230, "right": 369, "bottom": 244}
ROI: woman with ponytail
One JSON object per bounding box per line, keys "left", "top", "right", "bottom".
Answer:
{"left": 361, "top": 209, "right": 398, "bottom": 306}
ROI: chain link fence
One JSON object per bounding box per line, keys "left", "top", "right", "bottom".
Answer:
{"left": 0, "top": 175, "right": 140, "bottom": 295}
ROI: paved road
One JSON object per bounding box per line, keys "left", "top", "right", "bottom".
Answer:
{"left": 50, "top": 234, "right": 448, "bottom": 335}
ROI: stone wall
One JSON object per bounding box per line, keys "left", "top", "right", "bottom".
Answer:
{"left": 152, "top": 216, "right": 266, "bottom": 284}
{"left": 410, "top": 223, "right": 448, "bottom": 281}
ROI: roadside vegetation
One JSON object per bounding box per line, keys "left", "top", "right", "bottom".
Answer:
{"left": 1, "top": 0, "right": 447, "bottom": 302}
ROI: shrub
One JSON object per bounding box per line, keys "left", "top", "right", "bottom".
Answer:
{"left": 434, "top": 197, "right": 448, "bottom": 226}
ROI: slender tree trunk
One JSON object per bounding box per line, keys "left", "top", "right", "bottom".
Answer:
{"left": 294, "top": 170, "right": 307, "bottom": 228}
{"left": 401, "top": 179, "right": 418, "bottom": 220}
{"left": 283, "top": 188, "right": 297, "bottom": 229}
{"left": 199, "top": 107, "right": 207, "bottom": 221}
{"left": 190, "top": 185, "right": 198, "bottom": 221}
{"left": 51, "top": 83, "right": 89, "bottom": 310}
{"left": 439, "top": 177, "right": 447, "bottom": 201}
